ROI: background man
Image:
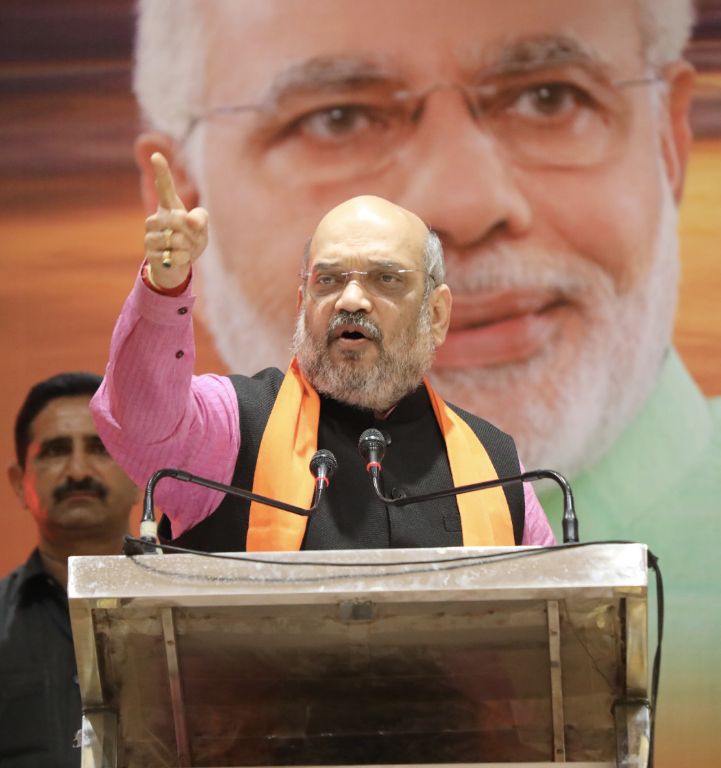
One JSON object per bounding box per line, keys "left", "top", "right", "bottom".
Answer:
{"left": 130, "top": 2, "right": 720, "bottom": 763}
{"left": 0, "top": 373, "right": 139, "bottom": 768}
{"left": 92, "top": 163, "right": 554, "bottom": 551}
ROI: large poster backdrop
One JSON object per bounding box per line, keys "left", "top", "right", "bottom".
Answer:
{"left": 1, "top": 1, "right": 720, "bottom": 765}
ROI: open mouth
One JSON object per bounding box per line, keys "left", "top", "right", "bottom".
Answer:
{"left": 331, "top": 323, "right": 376, "bottom": 344}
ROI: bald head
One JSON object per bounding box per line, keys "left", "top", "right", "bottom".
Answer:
{"left": 309, "top": 196, "right": 430, "bottom": 270}
{"left": 294, "top": 195, "right": 452, "bottom": 412}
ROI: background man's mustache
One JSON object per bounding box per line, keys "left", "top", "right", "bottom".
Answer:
{"left": 53, "top": 476, "right": 108, "bottom": 503}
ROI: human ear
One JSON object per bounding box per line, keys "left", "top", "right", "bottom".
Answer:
{"left": 7, "top": 464, "right": 27, "bottom": 508}
{"left": 134, "top": 132, "right": 200, "bottom": 214}
{"left": 659, "top": 60, "right": 695, "bottom": 203}
{"left": 430, "top": 284, "right": 452, "bottom": 348}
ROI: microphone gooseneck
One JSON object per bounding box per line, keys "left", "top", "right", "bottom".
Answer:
{"left": 357, "top": 431, "right": 579, "bottom": 544}
{"left": 124, "top": 451, "right": 339, "bottom": 556}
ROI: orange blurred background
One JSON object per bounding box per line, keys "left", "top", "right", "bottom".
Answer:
{"left": 1, "top": 0, "right": 720, "bottom": 575}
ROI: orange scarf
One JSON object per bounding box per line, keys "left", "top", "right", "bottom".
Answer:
{"left": 246, "top": 359, "right": 514, "bottom": 551}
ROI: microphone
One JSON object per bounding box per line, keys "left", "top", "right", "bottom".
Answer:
{"left": 310, "top": 448, "right": 338, "bottom": 490}
{"left": 124, "top": 449, "right": 339, "bottom": 555}
{"left": 357, "top": 432, "right": 578, "bottom": 544}
{"left": 309, "top": 449, "right": 338, "bottom": 507}
{"left": 358, "top": 428, "right": 386, "bottom": 480}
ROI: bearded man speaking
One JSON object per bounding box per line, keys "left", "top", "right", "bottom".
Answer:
{"left": 91, "top": 153, "right": 554, "bottom": 551}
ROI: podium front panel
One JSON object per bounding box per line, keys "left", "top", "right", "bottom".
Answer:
{"left": 69, "top": 544, "right": 648, "bottom": 767}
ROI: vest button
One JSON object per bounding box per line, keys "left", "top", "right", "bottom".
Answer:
{"left": 175, "top": 350, "right": 184, "bottom": 359}
{"left": 390, "top": 487, "right": 406, "bottom": 500}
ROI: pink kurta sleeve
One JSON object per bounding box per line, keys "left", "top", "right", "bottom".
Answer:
{"left": 521, "top": 471, "right": 556, "bottom": 546}
{"left": 90, "top": 268, "right": 240, "bottom": 537}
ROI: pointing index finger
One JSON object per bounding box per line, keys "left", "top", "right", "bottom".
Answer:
{"left": 151, "top": 152, "right": 186, "bottom": 212}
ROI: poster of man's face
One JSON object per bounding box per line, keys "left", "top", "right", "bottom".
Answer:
{"left": 129, "top": 0, "right": 711, "bottom": 477}
{"left": 1, "top": 1, "right": 720, "bottom": 765}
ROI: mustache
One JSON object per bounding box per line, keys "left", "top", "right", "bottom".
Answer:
{"left": 53, "top": 476, "right": 108, "bottom": 503}
{"left": 326, "top": 311, "right": 382, "bottom": 343}
{"left": 443, "top": 244, "right": 605, "bottom": 297}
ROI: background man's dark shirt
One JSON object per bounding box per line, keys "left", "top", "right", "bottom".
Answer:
{"left": 0, "top": 550, "right": 81, "bottom": 768}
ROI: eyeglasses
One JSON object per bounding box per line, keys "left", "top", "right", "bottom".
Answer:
{"left": 187, "top": 70, "right": 660, "bottom": 183}
{"left": 301, "top": 266, "right": 430, "bottom": 300}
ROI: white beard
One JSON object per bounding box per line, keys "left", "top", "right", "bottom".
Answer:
{"left": 194, "top": 232, "right": 294, "bottom": 373}
{"left": 430, "top": 185, "right": 680, "bottom": 477}
{"left": 291, "top": 302, "right": 435, "bottom": 412}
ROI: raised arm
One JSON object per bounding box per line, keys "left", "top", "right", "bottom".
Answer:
{"left": 91, "top": 154, "right": 240, "bottom": 537}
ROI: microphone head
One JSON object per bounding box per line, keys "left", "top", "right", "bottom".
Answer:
{"left": 358, "top": 428, "right": 387, "bottom": 462}
{"left": 309, "top": 449, "right": 338, "bottom": 480}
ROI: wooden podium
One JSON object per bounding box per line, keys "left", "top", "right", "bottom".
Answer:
{"left": 68, "top": 544, "right": 650, "bottom": 767}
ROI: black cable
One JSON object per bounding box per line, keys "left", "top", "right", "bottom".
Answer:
{"left": 122, "top": 535, "right": 653, "bottom": 581}
{"left": 123, "top": 535, "right": 566, "bottom": 582}
{"left": 123, "top": 536, "right": 644, "bottom": 567}
{"left": 646, "top": 550, "right": 664, "bottom": 768}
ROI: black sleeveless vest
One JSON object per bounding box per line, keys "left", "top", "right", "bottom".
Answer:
{"left": 159, "top": 368, "right": 525, "bottom": 551}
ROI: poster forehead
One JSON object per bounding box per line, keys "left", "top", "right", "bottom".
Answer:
{"left": 200, "top": 0, "right": 643, "bottom": 102}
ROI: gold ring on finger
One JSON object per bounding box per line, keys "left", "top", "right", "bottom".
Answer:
{"left": 161, "top": 249, "right": 173, "bottom": 268}
{"left": 163, "top": 228, "right": 173, "bottom": 249}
